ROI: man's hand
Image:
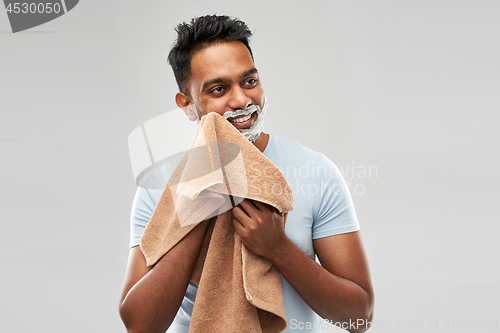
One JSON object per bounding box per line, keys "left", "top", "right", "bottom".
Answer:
{"left": 232, "top": 199, "right": 287, "bottom": 260}
{"left": 233, "top": 199, "right": 373, "bottom": 332}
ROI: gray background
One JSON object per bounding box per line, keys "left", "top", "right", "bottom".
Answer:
{"left": 1, "top": 1, "right": 499, "bottom": 332}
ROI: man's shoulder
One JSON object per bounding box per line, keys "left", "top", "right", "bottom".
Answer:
{"left": 268, "top": 133, "right": 327, "bottom": 163}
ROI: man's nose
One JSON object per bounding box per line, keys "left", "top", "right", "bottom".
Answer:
{"left": 228, "top": 86, "right": 251, "bottom": 110}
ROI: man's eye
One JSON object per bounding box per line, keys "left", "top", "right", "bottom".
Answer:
{"left": 245, "top": 78, "right": 257, "bottom": 86}
{"left": 211, "top": 87, "right": 224, "bottom": 94}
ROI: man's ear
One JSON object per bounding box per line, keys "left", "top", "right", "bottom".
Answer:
{"left": 176, "top": 92, "right": 197, "bottom": 122}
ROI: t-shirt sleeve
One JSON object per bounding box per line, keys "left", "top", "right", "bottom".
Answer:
{"left": 312, "top": 155, "right": 360, "bottom": 239}
{"left": 128, "top": 153, "right": 184, "bottom": 249}
{"left": 129, "top": 186, "right": 157, "bottom": 248}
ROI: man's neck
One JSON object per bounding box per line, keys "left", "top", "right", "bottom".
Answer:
{"left": 252, "top": 132, "right": 269, "bottom": 153}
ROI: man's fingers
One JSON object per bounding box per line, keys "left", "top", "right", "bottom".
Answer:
{"left": 251, "top": 200, "right": 280, "bottom": 215}
{"left": 232, "top": 214, "right": 244, "bottom": 229}
{"left": 232, "top": 216, "right": 251, "bottom": 239}
{"left": 232, "top": 206, "right": 246, "bottom": 221}
{"left": 251, "top": 200, "right": 274, "bottom": 212}
{"left": 233, "top": 206, "right": 252, "bottom": 227}
{"left": 239, "top": 199, "right": 259, "bottom": 215}
{"left": 250, "top": 200, "right": 264, "bottom": 211}
{"left": 233, "top": 202, "right": 261, "bottom": 232}
{"left": 232, "top": 210, "right": 255, "bottom": 238}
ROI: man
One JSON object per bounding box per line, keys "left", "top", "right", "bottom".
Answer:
{"left": 120, "top": 15, "right": 374, "bottom": 333}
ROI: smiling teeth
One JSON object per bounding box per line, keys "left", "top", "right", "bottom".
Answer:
{"left": 230, "top": 113, "right": 251, "bottom": 123}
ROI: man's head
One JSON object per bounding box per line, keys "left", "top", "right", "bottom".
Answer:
{"left": 168, "top": 15, "right": 267, "bottom": 145}
{"left": 168, "top": 15, "right": 253, "bottom": 96}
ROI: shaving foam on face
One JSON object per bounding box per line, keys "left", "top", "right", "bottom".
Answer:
{"left": 222, "top": 96, "right": 268, "bottom": 142}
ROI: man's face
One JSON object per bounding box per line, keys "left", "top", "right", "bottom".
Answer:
{"left": 182, "top": 41, "right": 265, "bottom": 130}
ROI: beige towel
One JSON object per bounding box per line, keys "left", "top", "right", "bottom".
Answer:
{"left": 140, "top": 112, "right": 294, "bottom": 333}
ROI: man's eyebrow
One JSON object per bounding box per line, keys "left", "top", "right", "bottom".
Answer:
{"left": 241, "top": 68, "right": 258, "bottom": 78}
{"left": 201, "top": 77, "right": 226, "bottom": 92}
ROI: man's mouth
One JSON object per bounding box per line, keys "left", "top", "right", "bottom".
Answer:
{"left": 228, "top": 111, "right": 257, "bottom": 129}
{"left": 228, "top": 112, "right": 253, "bottom": 123}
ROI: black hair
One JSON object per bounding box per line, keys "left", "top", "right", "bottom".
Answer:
{"left": 167, "top": 15, "right": 253, "bottom": 95}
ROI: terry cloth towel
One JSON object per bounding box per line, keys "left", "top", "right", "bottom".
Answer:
{"left": 140, "top": 112, "right": 294, "bottom": 333}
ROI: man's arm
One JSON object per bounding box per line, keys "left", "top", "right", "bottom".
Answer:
{"left": 119, "top": 221, "right": 209, "bottom": 333}
{"left": 278, "top": 232, "right": 373, "bottom": 333}
{"left": 233, "top": 200, "right": 374, "bottom": 333}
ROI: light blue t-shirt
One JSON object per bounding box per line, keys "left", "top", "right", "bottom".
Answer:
{"left": 129, "top": 133, "right": 360, "bottom": 332}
